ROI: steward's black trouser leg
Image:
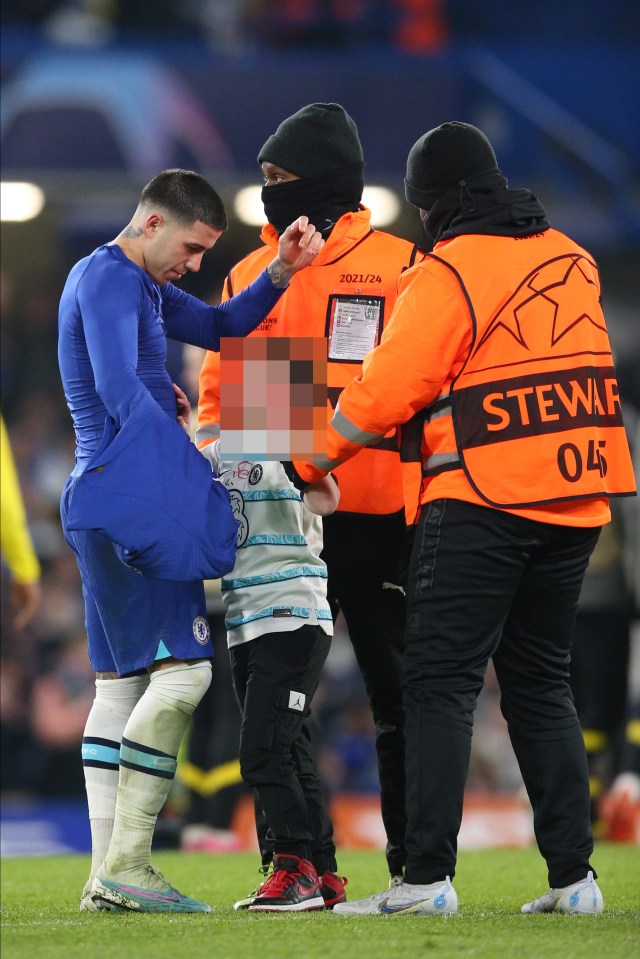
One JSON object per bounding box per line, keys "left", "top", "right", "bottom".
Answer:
{"left": 403, "top": 499, "right": 599, "bottom": 887}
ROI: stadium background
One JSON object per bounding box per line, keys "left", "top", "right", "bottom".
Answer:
{"left": 1, "top": 0, "right": 639, "bottom": 856}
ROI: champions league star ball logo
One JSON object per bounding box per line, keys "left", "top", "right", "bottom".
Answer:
{"left": 471, "top": 253, "right": 607, "bottom": 360}
{"left": 192, "top": 616, "right": 211, "bottom": 645}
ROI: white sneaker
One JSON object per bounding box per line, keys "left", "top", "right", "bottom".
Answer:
{"left": 521, "top": 871, "right": 604, "bottom": 914}
{"left": 333, "top": 877, "right": 458, "bottom": 916}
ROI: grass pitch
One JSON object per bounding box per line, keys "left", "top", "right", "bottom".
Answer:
{"left": 1, "top": 845, "right": 638, "bottom": 959}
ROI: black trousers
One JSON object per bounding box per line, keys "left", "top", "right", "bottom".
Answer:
{"left": 229, "top": 625, "right": 337, "bottom": 872}
{"left": 322, "top": 509, "right": 407, "bottom": 877}
{"left": 403, "top": 499, "right": 601, "bottom": 888}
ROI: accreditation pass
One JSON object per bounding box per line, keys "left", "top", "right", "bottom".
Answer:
{"left": 328, "top": 295, "right": 383, "bottom": 361}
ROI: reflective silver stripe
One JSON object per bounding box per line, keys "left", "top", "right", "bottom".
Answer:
{"left": 425, "top": 452, "right": 460, "bottom": 470}
{"left": 332, "top": 408, "right": 383, "bottom": 447}
{"left": 424, "top": 394, "right": 452, "bottom": 422}
{"left": 312, "top": 455, "right": 343, "bottom": 472}
{"left": 313, "top": 406, "right": 384, "bottom": 472}
{"left": 195, "top": 423, "right": 220, "bottom": 448}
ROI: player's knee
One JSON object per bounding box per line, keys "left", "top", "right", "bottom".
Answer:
{"left": 93, "top": 673, "right": 149, "bottom": 719}
{"left": 148, "top": 660, "right": 212, "bottom": 716}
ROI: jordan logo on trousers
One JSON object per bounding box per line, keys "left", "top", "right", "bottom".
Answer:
{"left": 289, "top": 691, "right": 305, "bottom": 711}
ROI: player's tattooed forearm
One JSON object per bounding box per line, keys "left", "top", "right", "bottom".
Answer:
{"left": 267, "top": 259, "right": 293, "bottom": 289}
{"left": 266, "top": 261, "right": 283, "bottom": 286}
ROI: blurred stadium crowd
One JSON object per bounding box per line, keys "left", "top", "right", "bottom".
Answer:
{"left": 4, "top": 0, "right": 638, "bottom": 51}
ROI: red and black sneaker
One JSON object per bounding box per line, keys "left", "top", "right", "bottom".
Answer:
{"left": 248, "top": 854, "right": 324, "bottom": 912}
{"left": 318, "top": 871, "right": 348, "bottom": 909}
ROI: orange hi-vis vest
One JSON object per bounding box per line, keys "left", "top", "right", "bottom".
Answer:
{"left": 297, "top": 228, "right": 636, "bottom": 529}
{"left": 197, "top": 208, "right": 422, "bottom": 515}
{"left": 415, "top": 229, "right": 636, "bottom": 513}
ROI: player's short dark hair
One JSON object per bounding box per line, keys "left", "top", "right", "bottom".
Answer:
{"left": 140, "top": 169, "right": 227, "bottom": 231}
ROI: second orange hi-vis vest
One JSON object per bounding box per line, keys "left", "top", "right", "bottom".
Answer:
{"left": 197, "top": 208, "right": 422, "bottom": 515}
{"left": 301, "top": 228, "right": 636, "bottom": 528}
{"left": 420, "top": 230, "right": 636, "bottom": 510}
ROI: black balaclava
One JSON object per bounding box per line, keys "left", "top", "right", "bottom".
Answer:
{"left": 258, "top": 102, "right": 365, "bottom": 236}
{"left": 404, "top": 121, "right": 548, "bottom": 246}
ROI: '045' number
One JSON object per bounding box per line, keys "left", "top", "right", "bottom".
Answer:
{"left": 557, "top": 439, "right": 607, "bottom": 483}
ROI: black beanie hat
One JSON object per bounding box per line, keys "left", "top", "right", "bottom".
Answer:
{"left": 258, "top": 103, "right": 364, "bottom": 178}
{"left": 404, "top": 121, "right": 499, "bottom": 209}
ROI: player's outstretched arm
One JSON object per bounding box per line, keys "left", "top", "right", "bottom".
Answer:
{"left": 266, "top": 216, "right": 324, "bottom": 289}
{"left": 163, "top": 220, "right": 324, "bottom": 348}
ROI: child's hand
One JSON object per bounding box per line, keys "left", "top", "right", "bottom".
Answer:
{"left": 173, "top": 383, "right": 192, "bottom": 435}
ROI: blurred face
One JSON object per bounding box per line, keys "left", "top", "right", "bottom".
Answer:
{"left": 143, "top": 214, "right": 222, "bottom": 285}
{"left": 261, "top": 162, "right": 299, "bottom": 187}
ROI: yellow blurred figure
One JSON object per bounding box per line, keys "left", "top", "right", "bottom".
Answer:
{"left": 1, "top": 413, "right": 41, "bottom": 628}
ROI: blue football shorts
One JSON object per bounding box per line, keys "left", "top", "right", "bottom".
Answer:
{"left": 61, "top": 482, "right": 213, "bottom": 675}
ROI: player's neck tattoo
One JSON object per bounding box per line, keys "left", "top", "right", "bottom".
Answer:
{"left": 120, "top": 224, "right": 143, "bottom": 239}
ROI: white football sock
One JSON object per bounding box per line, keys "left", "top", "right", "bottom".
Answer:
{"left": 82, "top": 674, "right": 149, "bottom": 883}
{"left": 104, "top": 661, "right": 212, "bottom": 876}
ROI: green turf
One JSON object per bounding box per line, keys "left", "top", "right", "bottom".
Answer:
{"left": 1, "top": 845, "right": 639, "bottom": 959}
